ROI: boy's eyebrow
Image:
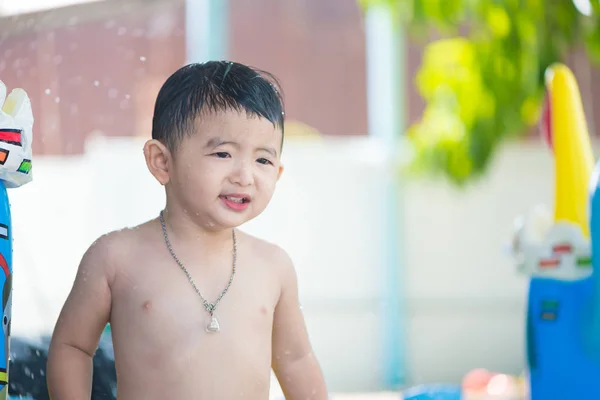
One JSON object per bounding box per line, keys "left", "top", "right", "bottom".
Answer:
{"left": 258, "top": 147, "right": 278, "bottom": 157}
{"left": 206, "top": 137, "right": 278, "bottom": 157}
{"left": 205, "top": 137, "right": 236, "bottom": 149}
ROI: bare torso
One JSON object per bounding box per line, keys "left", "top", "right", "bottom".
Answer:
{"left": 108, "top": 220, "right": 282, "bottom": 399}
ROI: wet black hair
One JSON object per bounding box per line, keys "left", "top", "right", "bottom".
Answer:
{"left": 151, "top": 60, "right": 285, "bottom": 152}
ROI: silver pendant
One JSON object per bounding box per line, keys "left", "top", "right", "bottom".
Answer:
{"left": 206, "top": 315, "right": 220, "bottom": 333}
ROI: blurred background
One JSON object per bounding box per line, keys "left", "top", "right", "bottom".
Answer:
{"left": 2, "top": 0, "right": 600, "bottom": 398}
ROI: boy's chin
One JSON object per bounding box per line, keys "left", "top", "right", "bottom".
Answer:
{"left": 211, "top": 211, "right": 258, "bottom": 230}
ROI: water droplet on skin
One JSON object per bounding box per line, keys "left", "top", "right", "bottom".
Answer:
{"left": 44, "top": 88, "right": 51, "bottom": 95}
{"left": 139, "top": 56, "right": 146, "bottom": 62}
{"left": 125, "top": 94, "right": 131, "bottom": 99}
{"left": 54, "top": 97, "right": 60, "bottom": 103}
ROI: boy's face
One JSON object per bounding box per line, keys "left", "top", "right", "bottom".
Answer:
{"left": 156, "top": 109, "right": 283, "bottom": 230}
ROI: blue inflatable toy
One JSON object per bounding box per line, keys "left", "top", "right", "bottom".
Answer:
{"left": 403, "top": 384, "right": 461, "bottom": 400}
{"left": 0, "top": 80, "right": 34, "bottom": 399}
{"left": 511, "top": 63, "right": 600, "bottom": 399}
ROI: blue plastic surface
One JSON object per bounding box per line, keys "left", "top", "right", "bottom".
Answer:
{"left": 403, "top": 384, "right": 461, "bottom": 400}
{"left": 0, "top": 182, "right": 11, "bottom": 398}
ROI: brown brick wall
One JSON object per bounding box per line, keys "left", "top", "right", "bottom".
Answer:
{"left": 0, "top": 0, "right": 370, "bottom": 156}
{"left": 0, "top": 0, "right": 186, "bottom": 155}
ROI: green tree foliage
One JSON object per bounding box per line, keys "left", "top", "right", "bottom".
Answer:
{"left": 359, "top": 0, "right": 600, "bottom": 185}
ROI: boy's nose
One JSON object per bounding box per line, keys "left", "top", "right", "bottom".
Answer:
{"left": 229, "top": 162, "right": 254, "bottom": 186}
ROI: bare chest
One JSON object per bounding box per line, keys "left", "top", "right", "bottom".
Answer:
{"left": 109, "top": 257, "right": 280, "bottom": 367}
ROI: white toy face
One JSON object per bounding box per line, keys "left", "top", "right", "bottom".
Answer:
{"left": 512, "top": 204, "right": 592, "bottom": 281}
{"left": 0, "top": 81, "right": 33, "bottom": 188}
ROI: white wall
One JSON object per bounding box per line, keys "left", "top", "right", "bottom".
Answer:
{"left": 401, "top": 139, "right": 581, "bottom": 386}
{"left": 5, "top": 135, "right": 570, "bottom": 392}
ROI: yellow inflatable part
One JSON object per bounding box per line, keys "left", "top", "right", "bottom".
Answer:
{"left": 546, "top": 63, "right": 594, "bottom": 237}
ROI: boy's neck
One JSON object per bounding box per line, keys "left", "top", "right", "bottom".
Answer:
{"left": 159, "top": 207, "right": 235, "bottom": 252}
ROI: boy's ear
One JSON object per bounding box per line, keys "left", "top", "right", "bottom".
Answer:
{"left": 144, "top": 139, "right": 171, "bottom": 185}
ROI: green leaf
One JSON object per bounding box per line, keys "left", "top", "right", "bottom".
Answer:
{"left": 359, "top": 0, "right": 591, "bottom": 185}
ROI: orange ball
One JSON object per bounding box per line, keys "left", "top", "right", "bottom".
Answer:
{"left": 462, "top": 368, "right": 493, "bottom": 392}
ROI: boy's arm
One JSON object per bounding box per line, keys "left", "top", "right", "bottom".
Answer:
{"left": 271, "top": 248, "right": 328, "bottom": 400}
{"left": 47, "top": 234, "right": 115, "bottom": 400}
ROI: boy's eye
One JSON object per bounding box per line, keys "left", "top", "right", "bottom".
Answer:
{"left": 213, "top": 152, "right": 230, "bottom": 158}
{"left": 257, "top": 158, "right": 272, "bottom": 165}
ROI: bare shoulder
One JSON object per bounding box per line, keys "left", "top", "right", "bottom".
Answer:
{"left": 81, "top": 219, "right": 156, "bottom": 282}
{"left": 237, "top": 230, "right": 296, "bottom": 281}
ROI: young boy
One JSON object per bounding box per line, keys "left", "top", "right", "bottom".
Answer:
{"left": 46, "top": 61, "right": 328, "bottom": 399}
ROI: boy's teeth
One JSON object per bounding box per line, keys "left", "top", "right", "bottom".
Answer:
{"left": 226, "top": 196, "right": 244, "bottom": 203}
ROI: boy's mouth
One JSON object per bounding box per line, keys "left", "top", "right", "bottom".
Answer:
{"left": 219, "top": 194, "right": 251, "bottom": 212}
{"left": 219, "top": 194, "right": 251, "bottom": 204}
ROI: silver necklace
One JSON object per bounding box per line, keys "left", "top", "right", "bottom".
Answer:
{"left": 159, "top": 210, "right": 237, "bottom": 333}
